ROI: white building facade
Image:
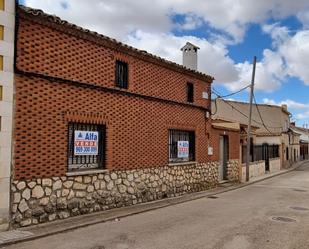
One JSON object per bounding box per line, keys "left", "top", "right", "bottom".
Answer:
{"left": 0, "top": 0, "right": 15, "bottom": 231}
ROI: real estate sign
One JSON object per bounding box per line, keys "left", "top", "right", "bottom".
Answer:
{"left": 177, "top": 141, "right": 189, "bottom": 158}
{"left": 74, "top": 131, "right": 99, "bottom": 155}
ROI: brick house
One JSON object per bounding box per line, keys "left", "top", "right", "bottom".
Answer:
{"left": 0, "top": 5, "right": 242, "bottom": 228}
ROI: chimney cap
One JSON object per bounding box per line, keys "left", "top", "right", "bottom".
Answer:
{"left": 181, "top": 42, "right": 200, "bottom": 51}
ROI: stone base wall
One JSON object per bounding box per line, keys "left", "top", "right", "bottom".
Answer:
{"left": 241, "top": 161, "right": 265, "bottom": 182}
{"left": 269, "top": 158, "right": 281, "bottom": 172}
{"left": 11, "top": 162, "right": 219, "bottom": 227}
{"left": 226, "top": 160, "right": 240, "bottom": 182}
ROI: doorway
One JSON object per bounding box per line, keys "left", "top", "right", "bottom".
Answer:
{"left": 219, "top": 135, "right": 229, "bottom": 181}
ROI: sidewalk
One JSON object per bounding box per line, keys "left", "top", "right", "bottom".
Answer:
{"left": 0, "top": 160, "right": 307, "bottom": 247}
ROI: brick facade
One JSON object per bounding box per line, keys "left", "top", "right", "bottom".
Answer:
{"left": 13, "top": 7, "right": 213, "bottom": 180}
{"left": 210, "top": 127, "right": 240, "bottom": 161}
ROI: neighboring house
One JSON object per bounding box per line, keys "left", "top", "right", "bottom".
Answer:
{"left": 290, "top": 124, "right": 308, "bottom": 160}
{"left": 289, "top": 124, "right": 301, "bottom": 163}
{"left": 4, "top": 5, "right": 227, "bottom": 228}
{"left": 210, "top": 119, "right": 241, "bottom": 182}
{"left": 212, "top": 99, "right": 296, "bottom": 180}
{"left": 0, "top": 0, "right": 15, "bottom": 231}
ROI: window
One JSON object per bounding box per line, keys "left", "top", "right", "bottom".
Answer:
{"left": 0, "top": 0, "right": 4, "bottom": 11}
{"left": 186, "top": 82, "right": 194, "bottom": 102}
{"left": 0, "top": 56, "right": 3, "bottom": 71}
{"left": 0, "top": 25, "right": 3, "bottom": 40}
{"left": 168, "top": 129, "right": 195, "bottom": 163}
{"left": 68, "top": 123, "right": 105, "bottom": 171}
{"left": 115, "top": 60, "right": 128, "bottom": 89}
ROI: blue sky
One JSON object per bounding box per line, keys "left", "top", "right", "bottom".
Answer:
{"left": 21, "top": 0, "right": 309, "bottom": 127}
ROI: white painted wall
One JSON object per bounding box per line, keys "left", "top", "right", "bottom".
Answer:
{"left": 269, "top": 158, "right": 281, "bottom": 172}
{"left": 0, "top": 0, "right": 14, "bottom": 231}
{"left": 255, "top": 136, "right": 281, "bottom": 145}
{"left": 240, "top": 161, "right": 265, "bottom": 182}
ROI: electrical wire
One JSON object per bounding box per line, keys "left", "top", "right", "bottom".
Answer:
{"left": 212, "top": 89, "right": 283, "bottom": 132}
{"left": 253, "top": 93, "right": 278, "bottom": 135}
{"left": 212, "top": 84, "right": 250, "bottom": 99}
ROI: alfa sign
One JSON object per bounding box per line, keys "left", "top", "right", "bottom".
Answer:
{"left": 74, "top": 131, "right": 99, "bottom": 155}
{"left": 178, "top": 141, "right": 189, "bottom": 158}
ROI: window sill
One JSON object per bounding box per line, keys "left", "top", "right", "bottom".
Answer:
{"left": 66, "top": 169, "right": 108, "bottom": 176}
{"left": 168, "top": 161, "right": 197, "bottom": 166}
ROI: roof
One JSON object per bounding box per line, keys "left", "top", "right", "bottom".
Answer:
{"left": 290, "top": 125, "right": 309, "bottom": 141}
{"left": 181, "top": 42, "right": 200, "bottom": 51}
{"left": 212, "top": 119, "right": 240, "bottom": 131}
{"left": 18, "top": 5, "right": 213, "bottom": 82}
{"left": 212, "top": 99, "right": 290, "bottom": 136}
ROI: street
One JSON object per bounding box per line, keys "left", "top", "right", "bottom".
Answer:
{"left": 4, "top": 162, "right": 309, "bottom": 249}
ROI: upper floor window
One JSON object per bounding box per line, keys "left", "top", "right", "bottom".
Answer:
{"left": 115, "top": 60, "right": 128, "bottom": 89}
{"left": 187, "top": 82, "right": 194, "bottom": 103}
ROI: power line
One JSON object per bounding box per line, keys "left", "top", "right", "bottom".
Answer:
{"left": 212, "top": 84, "right": 250, "bottom": 99}
{"left": 212, "top": 90, "right": 282, "bottom": 131}
{"left": 253, "top": 93, "right": 277, "bottom": 135}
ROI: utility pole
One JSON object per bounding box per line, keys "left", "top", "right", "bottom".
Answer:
{"left": 246, "top": 56, "right": 257, "bottom": 182}
{"left": 306, "top": 124, "right": 309, "bottom": 160}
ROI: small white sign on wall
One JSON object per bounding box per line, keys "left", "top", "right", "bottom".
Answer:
{"left": 208, "top": 146, "right": 213, "bottom": 156}
{"left": 202, "top": 92, "right": 209, "bottom": 99}
{"left": 178, "top": 141, "right": 189, "bottom": 158}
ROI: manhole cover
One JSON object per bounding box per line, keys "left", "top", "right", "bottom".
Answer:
{"left": 271, "top": 216, "right": 296, "bottom": 223}
{"left": 290, "top": 206, "right": 309, "bottom": 211}
{"left": 293, "top": 189, "right": 307, "bottom": 192}
{"left": 207, "top": 196, "right": 218, "bottom": 199}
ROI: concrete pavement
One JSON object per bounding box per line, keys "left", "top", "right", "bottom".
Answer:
{"left": 1, "top": 161, "right": 309, "bottom": 249}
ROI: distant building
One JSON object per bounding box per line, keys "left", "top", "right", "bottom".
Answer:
{"left": 290, "top": 124, "right": 308, "bottom": 160}
{"left": 212, "top": 99, "right": 300, "bottom": 180}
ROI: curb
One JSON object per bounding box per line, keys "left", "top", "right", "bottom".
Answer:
{"left": 0, "top": 160, "right": 307, "bottom": 247}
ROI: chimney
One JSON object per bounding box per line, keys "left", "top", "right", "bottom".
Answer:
{"left": 181, "top": 42, "right": 199, "bottom": 71}
{"left": 281, "top": 104, "right": 287, "bottom": 111}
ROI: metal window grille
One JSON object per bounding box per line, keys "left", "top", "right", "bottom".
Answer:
{"left": 186, "top": 82, "right": 194, "bottom": 103}
{"left": 242, "top": 144, "right": 279, "bottom": 163}
{"left": 67, "top": 123, "right": 105, "bottom": 171}
{"left": 115, "top": 60, "right": 128, "bottom": 89}
{"left": 168, "top": 129, "right": 195, "bottom": 162}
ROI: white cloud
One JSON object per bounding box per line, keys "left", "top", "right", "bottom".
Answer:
{"left": 296, "top": 112, "right": 309, "bottom": 120}
{"left": 280, "top": 30, "right": 309, "bottom": 85}
{"left": 24, "top": 0, "right": 309, "bottom": 43}
{"left": 297, "top": 11, "right": 309, "bottom": 28}
{"left": 24, "top": 0, "right": 172, "bottom": 39}
{"left": 23, "top": 0, "right": 309, "bottom": 93}
{"left": 262, "top": 23, "right": 290, "bottom": 47}
{"left": 263, "top": 98, "right": 309, "bottom": 109}
{"left": 177, "top": 14, "right": 203, "bottom": 30}
{"left": 125, "top": 30, "right": 239, "bottom": 83}
{"left": 263, "top": 98, "right": 309, "bottom": 123}
{"left": 223, "top": 48, "right": 285, "bottom": 92}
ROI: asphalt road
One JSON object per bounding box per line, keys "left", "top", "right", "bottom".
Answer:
{"left": 4, "top": 162, "right": 309, "bottom": 249}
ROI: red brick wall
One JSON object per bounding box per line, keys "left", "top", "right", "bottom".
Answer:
{"left": 13, "top": 11, "right": 213, "bottom": 180}
{"left": 210, "top": 127, "right": 240, "bottom": 161}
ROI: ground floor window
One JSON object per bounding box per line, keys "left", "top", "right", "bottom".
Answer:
{"left": 68, "top": 122, "right": 105, "bottom": 171}
{"left": 168, "top": 129, "right": 195, "bottom": 163}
